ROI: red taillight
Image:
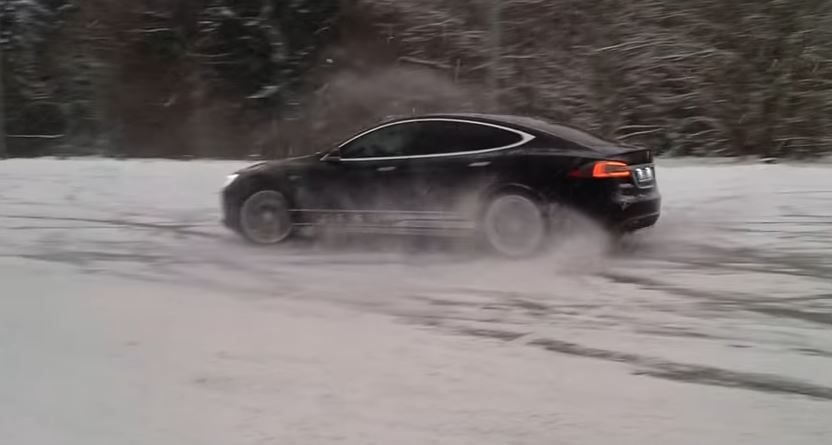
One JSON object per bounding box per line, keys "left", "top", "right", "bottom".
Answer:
{"left": 592, "top": 161, "right": 631, "bottom": 178}
{"left": 569, "top": 161, "right": 632, "bottom": 179}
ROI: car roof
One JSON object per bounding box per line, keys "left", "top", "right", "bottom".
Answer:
{"left": 392, "top": 113, "right": 618, "bottom": 149}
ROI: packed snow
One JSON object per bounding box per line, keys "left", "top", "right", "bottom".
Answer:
{"left": 1, "top": 158, "right": 831, "bottom": 444}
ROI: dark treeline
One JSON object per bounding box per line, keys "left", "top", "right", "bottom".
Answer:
{"left": 1, "top": 0, "right": 830, "bottom": 158}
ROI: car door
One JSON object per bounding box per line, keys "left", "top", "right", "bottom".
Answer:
{"left": 320, "top": 121, "right": 422, "bottom": 218}
{"left": 403, "top": 119, "right": 533, "bottom": 215}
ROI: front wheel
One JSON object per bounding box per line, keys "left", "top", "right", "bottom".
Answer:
{"left": 239, "top": 190, "right": 293, "bottom": 245}
{"left": 480, "top": 193, "right": 548, "bottom": 257}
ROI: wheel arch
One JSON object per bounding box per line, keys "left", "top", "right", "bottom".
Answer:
{"left": 469, "top": 182, "right": 551, "bottom": 235}
{"left": 235, "top": 173, "right": 295, "bottom": 207}
{"left": 477, "top": 182, "right": 546, "bottom": 215}
{"left": 225, "top": 172, "right": 295, "bottom": 230}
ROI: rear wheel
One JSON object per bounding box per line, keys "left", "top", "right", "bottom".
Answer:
{"left": 480, "top": 193, "right": 548, "bottom": 257}
{"left": 239, "top": 190, "right": 293, "bottom": 245}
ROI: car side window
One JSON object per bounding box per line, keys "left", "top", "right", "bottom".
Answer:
{"left": 407, "top": 121, "right": 523, "bottom": 156}
{"left": 339, "top": 123, "right": 422, "bottom": 159}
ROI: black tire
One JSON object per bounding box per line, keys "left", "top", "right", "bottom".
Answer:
{"left": 238, "top": 190, "right": 293, "bottom": 245}
{"left": 480, "top": 192, "right": 548, "bottom": 257}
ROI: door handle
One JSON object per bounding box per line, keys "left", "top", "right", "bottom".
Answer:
{"left": 377, "top": 166, "right": 397, "bottom": 172}
{"left": 468, "top": 161, "right": 491, "bottom": 168}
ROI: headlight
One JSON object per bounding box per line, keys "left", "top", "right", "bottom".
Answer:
{"left": 223, "top": 174, "right": 239, "bottom": 188}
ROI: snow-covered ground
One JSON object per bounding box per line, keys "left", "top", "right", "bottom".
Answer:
{"left": 1, "top": 158, "right": 831, "bottom": 444}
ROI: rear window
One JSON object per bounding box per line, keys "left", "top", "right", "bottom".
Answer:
{"left": 507, "top": 116, "right": 617, "bottom": 149}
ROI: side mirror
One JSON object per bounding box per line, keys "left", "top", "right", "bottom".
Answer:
{"left": 321, "top": 151, "right": 341, "bottom": 163}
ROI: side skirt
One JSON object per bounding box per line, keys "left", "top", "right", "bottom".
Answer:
{"left": 290, "top": 209, "right": 477, "bottom": 237}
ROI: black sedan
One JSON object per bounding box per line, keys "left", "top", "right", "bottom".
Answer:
{"left": 221, "top": 114, "right": 660, "bottom": 256}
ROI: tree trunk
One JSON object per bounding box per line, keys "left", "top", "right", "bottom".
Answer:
{"left": 0, "top": 43, "right": 6, "bottom": 158}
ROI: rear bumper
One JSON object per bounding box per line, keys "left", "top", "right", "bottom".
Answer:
{"left": 603, "top": 194, "right": 662, "bottom": 231}
{"left": 617, "top": 211, "right": 660, "bottom": 231}
{"left": 563, "top": 184, "right": 661, "bottom": 232}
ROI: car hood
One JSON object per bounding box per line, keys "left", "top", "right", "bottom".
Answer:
{"left": 235, "top": 154, "right": 320, "bottom": 174}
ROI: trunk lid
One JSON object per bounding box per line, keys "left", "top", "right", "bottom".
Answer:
{"left": 602, "top": 147, "right": 656, "bottom": 189}
{"left": 598, "top": 146, "right": 654, "bottom": 165}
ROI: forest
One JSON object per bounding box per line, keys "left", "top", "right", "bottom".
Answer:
{"left": 1, "top": 0, "right": 830, "bottom": 158}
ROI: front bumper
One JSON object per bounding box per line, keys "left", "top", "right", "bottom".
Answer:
{"left": 221, "top": 188, "right": 242, "bottom": 232}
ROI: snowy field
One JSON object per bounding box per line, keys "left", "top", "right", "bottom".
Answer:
{"left": 1, "top": 158, "right": 831, "bottom": 444}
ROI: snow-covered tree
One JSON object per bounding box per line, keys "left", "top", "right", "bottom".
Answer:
{"left": 2, "top": 0, "right": 829, "bottom": 157}
{"left": 1, "top": 0, "right": 68, "bottom": 155}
